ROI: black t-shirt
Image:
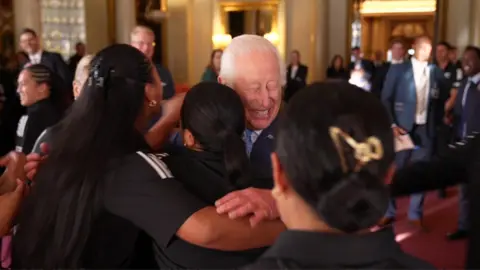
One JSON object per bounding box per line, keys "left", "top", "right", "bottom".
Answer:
{"left": 244, "top": 228, "right": 435, "bottom": 269}
{"left": 15, "top": 99, "right": 62, "bottom": 154}
{"left": 147, "top": 147, "right": 266, "bottom": 269}
{"left": 104, "top": 150, "right": 210, "bottom": 250}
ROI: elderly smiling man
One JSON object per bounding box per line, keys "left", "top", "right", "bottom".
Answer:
{"left": 219, "top": 35, "right": 285, "bottom": 184}
{"left": 215, "top": 35, "right": 286, "bottom": 225}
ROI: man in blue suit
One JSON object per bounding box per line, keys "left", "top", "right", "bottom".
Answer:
{"left": 380, "top": 36, "right": 448, "bottom": 228}
{"left": 447, "top": 45, "right": 480, "bottom": 240}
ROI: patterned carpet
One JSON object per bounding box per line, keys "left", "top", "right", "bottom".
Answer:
{"left": 393, "top": 188, "right": 466, "bottom": 269}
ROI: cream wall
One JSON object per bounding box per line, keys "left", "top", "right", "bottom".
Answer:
{"left": 445, "top": 0, "right": 471, "bottom": 53}
{"left": 84, "top": 0, "right": 109, "bottom": 54}
{"left": 284, "top": 0, "right": 328, "bottom": 82}
{"left": 13, "top": 0, "right": 42, "bottom": 42}
{"left": 327, "top": 0, "right": 349, "bottom": 66}
{"left": 115, "top": 0, "right": 137, "bottom": 45}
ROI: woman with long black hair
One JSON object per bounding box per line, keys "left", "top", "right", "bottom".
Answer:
{"left": 11, "top": 44, "right": 283, "bottom": 269}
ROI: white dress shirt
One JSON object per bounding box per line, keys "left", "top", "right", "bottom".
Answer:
{"left": 29, "top": 51, "right": 43, "bottom": 64}
{"left": 290, "top": 65, "right": 298, "bottom": 79}
{"left": 411, "top": 57, "right": 430, "bottom": 125}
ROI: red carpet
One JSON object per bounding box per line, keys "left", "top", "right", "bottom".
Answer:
{"left": 393, "top": 188, "right": 466, "bottom": 269}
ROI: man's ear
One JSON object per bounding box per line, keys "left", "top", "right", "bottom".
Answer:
{"left": 217, "top": 76, "right": 223, "bottom": 84}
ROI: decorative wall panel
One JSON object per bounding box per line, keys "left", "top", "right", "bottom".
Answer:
{"left": 40, "top": 0, "right": 86, "bottom": 60}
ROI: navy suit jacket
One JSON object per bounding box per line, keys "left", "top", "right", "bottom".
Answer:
{"left": 155, "top": 64, "right": 175, "bottom": 100}
{"left": 381, "top": 61, "right": 448, "bottom": 137}
{"left": 249, "top": 117, "right": 278, "bottom": 188}
{"left": 454, "top": 78, "right": 480, "bottom": 138}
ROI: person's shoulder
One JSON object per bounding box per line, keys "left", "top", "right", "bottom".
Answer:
{"left": 242, "top": 258, "right": 305, "bottom": 270}
{"left": 128, "top": 151, "right": 174, "bottom": 179}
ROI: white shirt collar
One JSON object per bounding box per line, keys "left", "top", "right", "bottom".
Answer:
{"left": 391, "top": 59, "right": 404, "bottom": 64}
{"left": 469, "top": 73, "right": 480, "bottom": 84}
{"left": 29, "top": 50, "right": 43, "bottom": 63}
{"left": 411, "top": 57, "right": 428, "bottom": 67}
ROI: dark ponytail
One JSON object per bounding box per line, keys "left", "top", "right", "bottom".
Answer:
{"left": 181, "top": 82, "right": 250, "bottom": 189}
{"left": 222, "top": 131, "right": 251, "bottom": 188}
{"left": 316, "top": 171, "right": 388, "bottom": 233}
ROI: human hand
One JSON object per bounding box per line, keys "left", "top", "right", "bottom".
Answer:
{"left": 0, "top": 152, "right": 26, "bottom": 194}
{"left": 392, "top": 126, "right": 406, "bottom": 138}
{"left": 24, "top": 143, "right": 49, "bottom": 180}
{"left": 215, "top": 188, "right": 279, "bottom": 227}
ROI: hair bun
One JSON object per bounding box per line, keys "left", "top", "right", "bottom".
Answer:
{"left": 316, "top": 171, "right": 388, "bottom": 233}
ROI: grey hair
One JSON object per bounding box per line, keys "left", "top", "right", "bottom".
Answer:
{"left": 219, "top": 34, "right": 286, "bottom": 87}
{"left": 74, "top": 55, "right": 94, "bottom": 85}
{"left": 130, "top": 25, "right": 154, "bottom": 40}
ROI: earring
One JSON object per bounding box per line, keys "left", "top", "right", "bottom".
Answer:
{"left": 148, "top": 100, "right": 157, "bottom": 107}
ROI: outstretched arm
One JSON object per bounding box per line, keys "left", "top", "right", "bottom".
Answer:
{"left": 389, "top": 135, "right": 479, "bottom": 196}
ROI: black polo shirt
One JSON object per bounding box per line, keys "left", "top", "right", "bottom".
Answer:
{"left": 149, "top": 147, "right": 266, "bottom": 269}
{"left": 243, "top": 228, "right": 434, "bottom": 269}
{"left": 440, "top": 61, "right": 462, "bottom": 89}
{"left": 15, "top": 99, "right": 61, "bottom": 154}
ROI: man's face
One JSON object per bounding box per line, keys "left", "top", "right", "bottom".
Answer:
{"left": 462, "top": 50, "right": 480, "bottom": 76}
{"left": 232, "top": 51, "right": 282, "bottom": 130}
{"left": 76, "top": 44, "right": 86, "bottom": 56}
{"left": 19, "top": 33, "right": 40, "bottom": 54}
{"left": 436, "top": 45, "right": 449, "bottom": 62}
{"left": 352, "top": 49, "right": 361, "bottom": 60}
{"left": 130, "top": 31, "right": 155, "bottom": 59}
{"left": 391, "top": 43, "right": 405, "bottom": 60}
{"left": 414, "top": 38, "right": 432, "bottom": 62}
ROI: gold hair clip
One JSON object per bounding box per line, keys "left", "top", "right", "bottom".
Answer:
{"left": 329, "top": 126, "right": 384, "bottom": 173}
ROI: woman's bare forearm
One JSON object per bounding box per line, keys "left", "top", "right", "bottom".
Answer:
{"left": 144, "top": 116, "right": 177, "bottom": 150}
{"left": 177, "top": 207, "right": 284, "bottom": 251}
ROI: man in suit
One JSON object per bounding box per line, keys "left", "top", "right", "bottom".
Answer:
{"left": 348, "top": 46, "right": 375, "bottom": 85}
{"left": 380, "top": 35, "right": 448, "bottom": 228}
{"left": 284, "top": 50, "right": 308, "bottom": 102}
{"left": 447, "top": 45, "right": 480, "bottom": 240}
{"left": 371, "top": 39, "right": 406, "bottom": 98}
{"left": 218, "top": 35, "right": 284, "bottom": 186}
{"left": 19, "top": 28, "right": 72, "bottom": 89}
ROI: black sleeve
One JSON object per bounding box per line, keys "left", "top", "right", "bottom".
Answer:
{"left": 389, "top": 135, "right": 479, "bottom": 196}
{"left": 22, "top": 112, "right": 56, "bottom": 154}
{"left": 31, "top": 128, "right": 50, "bottom": 154}
{"left": 104, "top": 152, "right": 209, "bottom": 248}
